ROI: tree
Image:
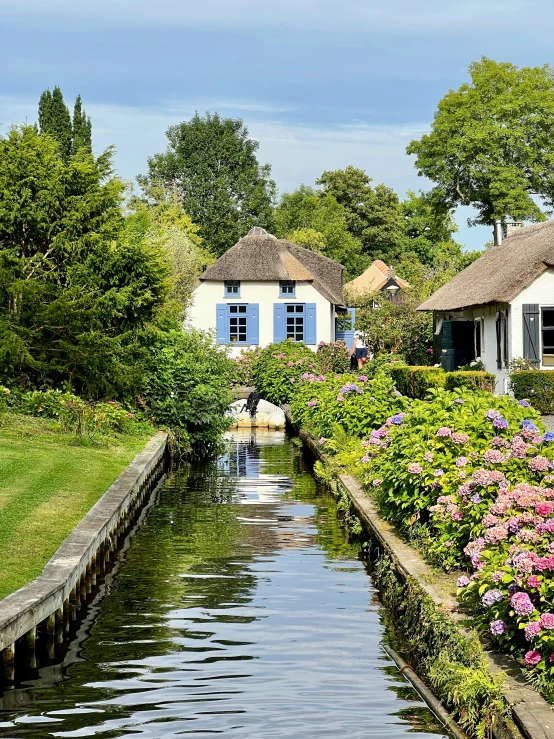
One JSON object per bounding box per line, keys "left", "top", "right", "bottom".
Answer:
{"left": 38, "top": 86, "right": 72, "bottom": 159}
{"left": 400, "top": 190, "right": 459, "bottom": 265}
{"left": 407, "top": 58, "right": 554, "bottom": 226}
{"left": 0, "top": 126, "right": 168, "bottom": 397}
{"left": 273, "top": 185, "right": 366, "bottom": 279}
{"left": 72, "top": 94, "right": 92, "bottom": 154}
{"left": 140, "top": 112, "right": 277, "bottom": 257}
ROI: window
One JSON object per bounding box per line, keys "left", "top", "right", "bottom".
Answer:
{"left": 474, "top": 319, "right": 482, "bottom": 359}
{"left": 224, "top": 280, "right": 240, "bottom": 297}
{"left": 229, "top": 304, "right": 248, "bottom": 343}
{"left": 542, "top": 308, "right": 554, "bottom": 366}
{"left": 279, "top": 280, "right": 296, "bottom": 297}
{"left": 286, "top": 304, "right": 305, "bottom": 341}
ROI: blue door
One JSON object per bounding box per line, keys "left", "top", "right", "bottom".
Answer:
{"left": 335, "top": 308, "right": 356, "bottom": 349}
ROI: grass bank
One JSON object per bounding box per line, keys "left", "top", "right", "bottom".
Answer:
{"left": 0, "top": 413, "right": 152, "bottom": 599}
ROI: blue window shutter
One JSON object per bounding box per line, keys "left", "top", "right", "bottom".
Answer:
{"left": 247, "top": 304, "right": 259, "bottom": 344}
{"left": 305, "top": 303, "right": 316, "bottom": 344}
{"left": 273, "top": 303, "right": 285, "bottom": 343}
{"left": 216, "top": 304, "right": 228, "bottom": 344}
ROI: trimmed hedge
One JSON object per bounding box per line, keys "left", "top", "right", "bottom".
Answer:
{"left": 388, "top": 365, "right": 445, "bottom": 399}
{"left": 510, "top": 370, "right": 554, "bottom": 414}
{"left": 444, "top": 371, "right": 495, "bottom": 392}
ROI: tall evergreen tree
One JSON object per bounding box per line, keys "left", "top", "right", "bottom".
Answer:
{"left": 38, "top": 86, "right": 72, "bottom": 159}
{"left": 72, "top": 94, "right": 92, "bottom": 154}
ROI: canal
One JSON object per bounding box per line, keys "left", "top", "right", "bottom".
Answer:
{"left": 0, "top": 430, "right": 450, "bottom": 738}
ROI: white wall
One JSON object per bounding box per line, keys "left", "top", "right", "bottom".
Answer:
{"left": 188, "top": 280, "right": 334, "bottom": 356}
{"left": 510, "top": 268, "right": 554, "bottom": 368}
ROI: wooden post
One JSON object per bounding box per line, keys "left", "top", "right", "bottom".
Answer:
{"left": 85, "top": 563, "right": 92, "bottom": 595}
{"left": 2, "top": 643, "right": 15, "bottom": 681}
{"left": 23, "top": 627, "right": 37, "bottom": 669}
{"left": 63, "top": 598, "right": 71, "bottom": 635}
{"left": 91, "top": 555, "right": 97, "bottom": 586}
{"left": 80, "top": 571, "right": 87, "bottom": 604}
{"left": 55, "top": 608, "right": 64, "bottom": 644}
{"left": 45, "top": 614, "right": 55, "bottom": 661}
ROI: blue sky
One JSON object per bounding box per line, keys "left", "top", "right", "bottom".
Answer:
{"left": 2, "top": 0, "right": 554, "bottom": 251}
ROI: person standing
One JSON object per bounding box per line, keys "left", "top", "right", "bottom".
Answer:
{"left": 351, "top": 331, "right": 369, "bottom": 369}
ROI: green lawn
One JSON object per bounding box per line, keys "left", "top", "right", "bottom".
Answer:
{"left": 0, "top": 413, "right": 151, "bottom": 599}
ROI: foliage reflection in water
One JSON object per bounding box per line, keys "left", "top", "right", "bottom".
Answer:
{"left": 0, "top": 430, "right": 449, "bottom": 738}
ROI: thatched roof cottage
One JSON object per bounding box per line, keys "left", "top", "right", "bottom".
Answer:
{"left": 188, "top": 227, "right": 346, "bottom": 355}
{"left": 418, "top": 220, "right": 554, "bottom": 392}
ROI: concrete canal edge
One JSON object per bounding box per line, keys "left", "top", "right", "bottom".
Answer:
{"left": 285, "top": 413, "right": 554, "bottom": 739}
{"left": 0, "top": 431, "right": 168, "bottom": 673}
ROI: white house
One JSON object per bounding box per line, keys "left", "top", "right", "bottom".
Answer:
{"left": 418, "top": 220, "right": 554, "bottom": 393}
{"left": 188, "top": 227, "right": 346, "bottom": 356}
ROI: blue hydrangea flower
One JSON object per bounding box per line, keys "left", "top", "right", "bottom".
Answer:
{"left": 544, "top": 432, "right": 554, "bottom": 442}
{"left": 518, "top": 399, "right": 531, "bottom": 408}
{"left": 521, "top": 419, "right": 539, "bottom": 433}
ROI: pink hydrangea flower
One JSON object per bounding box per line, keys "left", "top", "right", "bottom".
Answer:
{"left": 423, "top": 452, "right": 434, "bottom": 462}
{"left": 434, "top": 469, "right": 444, "bottom": 477}
{"left": 529, "top": 456, "right": 550, "bottom": 472}
{"left": 319, "top": 437, "right": 327, "bottom": 444}
{"left": 483, "top": 449, "right": 506, "bottom": 464}
{"left": 372, "top": 479, "right": 382, "bottom": 487}
{"left": 287, "top": 361, "right": 295, "bottom": 367}
{"left": 511, "top": 591, "right": 535, "bottom": 616}
{"left": 540, "top": 613, "right": 554, "bottom": 630}
{"left": 456, "top": 456, "right": 468, "bottom": 467}
{"left": 456, "top": 575, "right": 471, "bottom": 587}
{"left": 524, "top": 621, "right": 542, "bottom": 640}
{"left": 408, "top": 463, "right": 423, "bottom": 474}
{"left": 525, "top": 650, "right": 542, "bottom": 665}
{"left": 527, "top": 575, "right": 541, "bottom": 588}
{"left": 452, "top": 433, "right": 470, "bottom": 444}
{"left": 361, "top": 455, "right": 371, "bottom": 464}
{"left": 436, "top": 427, "right": 451, "bottom": 437}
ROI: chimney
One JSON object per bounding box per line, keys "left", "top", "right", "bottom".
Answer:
{"left": 502, "top": 221, "right": 524, "bottom": 240}
{"left": 493, "top": 219, "right": 503, "bottom": 246}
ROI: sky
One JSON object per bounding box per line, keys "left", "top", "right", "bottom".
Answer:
{"left": 2, "top": 0, "right": 554, "bottom": 251}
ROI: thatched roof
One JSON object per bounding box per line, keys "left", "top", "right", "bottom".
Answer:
{"left": 344, "top": 260, "right": 409, "bottom": 300}
{"left": 418, "top": 220, "right": 554, "bottom": 312}
{"left": 200, "top": 228, "right": 345, "bottom": 306}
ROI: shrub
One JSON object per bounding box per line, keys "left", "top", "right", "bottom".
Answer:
{"left": 18, "top": 390, "right": 142, "bottom": 438}
{"left": 141, "top": 329, "right": 235, "bottom": 457}
{"left": 290, "top": 371, "right": 408, "bottom": 439}
{"left": 253, "top": 341, "right": 320, "bottom": 405}
{"left": 231, "top": 348, "right": 262, "bottom": 387}
{"left": 510, "top": 371, "right": 554, "bottom": 414}
{"left": 388, "top": 365, "right": 446, "bottom": 399}
{"left": 316, "top": 341, "right": 351, "bottom": 374}
{"left": 445, "top": 371, "right": 495, "bottom": 393}
{"left": 361, "top": 388, "right": 544, "bottom": 570}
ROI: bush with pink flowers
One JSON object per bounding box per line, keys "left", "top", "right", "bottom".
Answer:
{"left": 253, "top": 341, "right": 321, "bottom": 405}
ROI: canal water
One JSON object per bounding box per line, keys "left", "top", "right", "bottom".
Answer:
{"left": 0, "top": 430, "right": 449, "bottom": 738}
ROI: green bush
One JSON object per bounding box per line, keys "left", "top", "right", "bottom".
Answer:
{"left": 18, "top": 390, "right": 145, "bottom": 438}
{"left": 444, "top": 371, "right": 495, "bottom": 393}
{"left": 141, "top": 328, "right": 235, "bottom": 457}
{"left": 253, "top": 341, "right": 320, "bottom": 405}
{"left": 231, "top": 348, "right": 262, "bottom": 387}
{"left": 510, "top": 370, "right": 554, "bottom": 414}
{"left": 316, "top": 341, "right": 351, "bottom": 374}
{"left": 388, "top": 365, "right": 446, "bottom": 398}
{"left": 290, "top": 371, "right": 408, "bottom": 439}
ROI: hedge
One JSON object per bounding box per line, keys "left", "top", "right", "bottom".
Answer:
{"left": 510, "top": 370, "right": 554, "bottom": 414}
{"left": 444, "top": 371, "right": 495, "bottom": 393}
{"left": 388, "top": 366, "right": 445, "bottom": 399}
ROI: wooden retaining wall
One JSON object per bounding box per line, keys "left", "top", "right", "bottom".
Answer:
{"left": 0, "top": 431, "right": 168, "bottom": 679}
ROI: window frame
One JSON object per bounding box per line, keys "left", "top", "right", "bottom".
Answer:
{"left": 224, "top": 280, "right": 241, "bottom": 297}
{"left": 279, "top": 280, "right": 296, "bottom": 297}
{"left": 285, "top": 303, "right": 305, "bottom": 342}
{"left": 541, "top": 306, "right": 554, "bottom": 367}
{"left": 228, "top": 303, "right": 249, "bottom": 345}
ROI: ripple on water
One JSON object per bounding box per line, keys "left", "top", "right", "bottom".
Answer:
{"left": 0, "top": 430, "right": 449, "bottom": 739}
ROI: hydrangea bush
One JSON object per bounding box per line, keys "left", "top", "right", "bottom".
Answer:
{"left": 360, "top": 389, "right": 544, "bottom": 569}
{"left": 290, "top": 371, "right": 408, "bottom": 440}
{"left": 231, "top": 348, "right": 262, "bottom": 387}
{"left": 316, "top": 340, "right": 351, "bottom": 375}
{"left": 253, "top": 341, "right": 321, "bottom": 405}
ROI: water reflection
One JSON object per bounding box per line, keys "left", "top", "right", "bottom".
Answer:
{"left": 0, "top": 429, "right": 448, "bottom": 738}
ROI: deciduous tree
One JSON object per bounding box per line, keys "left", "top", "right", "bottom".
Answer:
{"left": 407, "top": 58, "right": 554, "bottom": 225}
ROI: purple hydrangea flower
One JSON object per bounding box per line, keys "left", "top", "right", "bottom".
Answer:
{"left": 522, "top": 419, "right": 539, "bottom": 433}
{"left": 493, "top": 417, "right": 509, "bottom": 430}
{"left": 456, "top": 575, "right": 471, "bottom": 588}
{"left": 490, "top": 620, "right": 506, "bottom": 635}
{"left": 485, "top": 409, "right": 502, "bottom": 420}
{"left": 518, "top": 400, "right": 531, "bottom": 408}
{"left": 471, "top": 493, "right": 482, "bottom": 505}
{"left": 481, "top": 589, "right": 504, "bottom": 607}
{"left": 391, "top": 413, "right": 406, "bottom": 425}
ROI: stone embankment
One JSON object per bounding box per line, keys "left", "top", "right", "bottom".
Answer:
{"left": 0, "top": 432, "right": 168, "bottom": 679}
